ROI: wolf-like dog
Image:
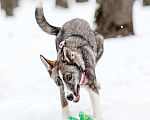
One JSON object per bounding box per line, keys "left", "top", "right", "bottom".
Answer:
{"left": 35, "top": 0, "right": 104, "bottom": 119}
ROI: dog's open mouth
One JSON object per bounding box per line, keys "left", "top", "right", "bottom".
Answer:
{"left": 73, "top": 85, "right": 80, "bottom": 103}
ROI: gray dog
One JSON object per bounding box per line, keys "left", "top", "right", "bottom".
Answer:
{"left": 35, "top": 0, "right": 104, "bottom": 119}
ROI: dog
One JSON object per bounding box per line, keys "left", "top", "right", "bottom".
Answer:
{"left": 35, "top": 0, "right": 104, "bottom": 119}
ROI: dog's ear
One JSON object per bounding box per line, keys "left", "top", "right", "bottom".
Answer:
{"left": 63, "top": 48, "right": 84, "bottom": 70}
{"left": 63, "top": 47, "right": 73, "bottom": 62}
{"left": 40, "top": 55, "right": 55, "bottom": 70}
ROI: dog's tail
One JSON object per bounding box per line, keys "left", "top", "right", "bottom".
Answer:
{"left": 35, "top": 0, "right": 61, "bottom": 36}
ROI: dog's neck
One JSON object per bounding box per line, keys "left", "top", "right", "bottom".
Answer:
{"left": 59, "top": 34, "right": 86, "bottom": 48}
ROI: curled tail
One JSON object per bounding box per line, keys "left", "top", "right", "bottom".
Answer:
{"left": 35, "top": 0, "right": 61, "bottom": 36}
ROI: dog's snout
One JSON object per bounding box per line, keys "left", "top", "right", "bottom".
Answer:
{"left": 67, "top": 94, "right": 74, "bottom": 101}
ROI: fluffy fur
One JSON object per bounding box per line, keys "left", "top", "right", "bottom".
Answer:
{"left": 36, "top": 0, "right": 104, "bottom": 119}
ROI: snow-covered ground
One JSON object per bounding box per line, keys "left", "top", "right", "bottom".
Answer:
{"left": 0, "top": 0, "right": 150, "bottom": 120}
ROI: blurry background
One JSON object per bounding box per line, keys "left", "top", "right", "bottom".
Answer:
{"left": 0, "top": 0, "right": 150, "bottom": 120}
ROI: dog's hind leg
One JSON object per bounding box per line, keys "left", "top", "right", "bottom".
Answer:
{"left": 95, "top": 34, "right": 104, "bottom": 63}
{"left": 85, "top": 86, "right": 104, "bottom": 120}
{"left": 60, "top": 90, "right": 70, "bottom": 120}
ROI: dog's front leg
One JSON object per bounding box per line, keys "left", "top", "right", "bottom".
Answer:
{"left": 86, "top": 86, "right": 103, "bottom": 120}
{"left": 60, "top": 90, "right": 70, "bottom": 120}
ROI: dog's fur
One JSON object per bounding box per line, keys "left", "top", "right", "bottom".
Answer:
{"left": 35, "top": 0, "right": 104, "bottom": 119}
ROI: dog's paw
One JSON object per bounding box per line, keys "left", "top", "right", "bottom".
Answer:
{"left": 62, "top": 115, "right": 70, "bottom": 120}
{"left": 62, "top": 116, "right": 69, "bottom": 120}
{"left": 62, "top": 106, "right": 70, "bottom": 120}
{"left": 62, "top": 118, "right": 67, "bottom": 120}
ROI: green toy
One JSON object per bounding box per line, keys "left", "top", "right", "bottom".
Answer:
{"left": 67, "top": 116, "right": 78, "bottom": 120}
{"left": 67, "top": 111, "right": 93, "bottom": 120}
{"left": 79, "top": 111, "right": 93, "bottom": 120}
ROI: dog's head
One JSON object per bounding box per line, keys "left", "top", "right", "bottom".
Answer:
{"left": 40, "top": 55, "right": 64, "bottom": 92}
{"left": 58, "top": 47, "right": 85, "bottom": 102}
{"left": 40, "top": 49, "right": 84, "bottom": 102}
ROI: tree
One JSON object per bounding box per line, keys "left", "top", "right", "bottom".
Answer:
{"left": 143, "top": 0, "right": 150, "bottom": 6}
{"left": 76, "top": 0, "right": 88, "bottom": 2}
{"left": 96, "top": 0, "right": 102, "bottom": 5}
{"left": 56, "top": 0, "right": 68, "bottom": 8}
{"left": 56, "top": 0, "right": 88, "bottom": 8}
{"left": 1, "top": 0, "right": 18, "bottom": 16}
{"left": 95, "top": 0, "right": 135, "bottom": 39}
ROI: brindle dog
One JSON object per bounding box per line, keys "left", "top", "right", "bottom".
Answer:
{"left": 35, "top": 0, "right": 104, "bottom": 119}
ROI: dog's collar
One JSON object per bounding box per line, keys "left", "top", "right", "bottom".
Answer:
{"left": 59, "top": 40, "right": 67, "bottom": 49}
{"left": 59, "top": 36, "right": 86, "bottom": 85}
{"left": 69, "top": 34, "right": 86, "bottom": 40}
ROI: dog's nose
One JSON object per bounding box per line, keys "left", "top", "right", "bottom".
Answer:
{"left": 67, "top": 94, "right": 74, "bottom": 101}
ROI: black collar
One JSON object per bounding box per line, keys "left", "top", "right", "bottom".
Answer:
{"left": 59, "top": 34, "right": 93, "bottom": 51}
{"left": 69, "top": 34, "right": 86, "bottom": 40}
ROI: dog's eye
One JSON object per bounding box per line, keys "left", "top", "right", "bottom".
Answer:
{"left": 56, "top": 78, "right": 61, "bottom": 86}
{"left": 66, "top": 74, "right": 72, "bottom": 81}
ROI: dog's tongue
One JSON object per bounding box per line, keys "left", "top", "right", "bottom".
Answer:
{"left": 73, "top": 94, "right": 80, "bottom": 103}
{"left": 73, "top": 85, "right": 80, "bottom": 103}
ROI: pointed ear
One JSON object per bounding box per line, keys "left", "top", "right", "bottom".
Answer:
{"left": 63, "top": 48, "right": 84, "bottom": 69}
{"left": 63, "top": 47, "right": 73, "bottom": 62}
{"left": 40, "top": 55, "right": 55, "bottom": 70}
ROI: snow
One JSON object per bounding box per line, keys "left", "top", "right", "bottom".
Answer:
{"left": 0, "top": 0, "right": 150, "bottom": 120}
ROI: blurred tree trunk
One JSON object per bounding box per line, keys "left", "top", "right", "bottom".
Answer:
{"left": 56, "top": 0, "right": 68, "bottom": 8}
{"left": 56, "top": 0, "right": 88, "bottom": 8}
{"left": 96, "top": 0, "right": 102, "bottom": 4}
{"left": 76, "top": 0, "right": 88, "bottom": 2}
{"left": 95, "top": 0, "right": 135, "bottom": 39}
{"left": 143, "top": 0, "right": 150, "bottom": 6}
{"left": 1, "top": 0, "right": 18, "bottom": 16}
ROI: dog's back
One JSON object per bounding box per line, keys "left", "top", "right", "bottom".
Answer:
{"left": 56, "top": 18, "right": 97, "bottom": 54}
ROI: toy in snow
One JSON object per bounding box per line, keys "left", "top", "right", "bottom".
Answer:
{"left": 67, "top": 116, "right": 78, "bottom": 120}
{"left": 67, "top": 111, "right": 93, "bottom": 120}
